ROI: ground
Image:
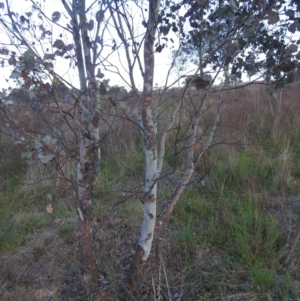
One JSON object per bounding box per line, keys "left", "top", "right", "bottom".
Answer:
{"left": 1, "top": 195, "right": 300, "bottom": 300}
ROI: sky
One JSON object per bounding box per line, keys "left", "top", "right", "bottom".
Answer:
{"left": 0, "top": 0, "right": 191, "bottom": 94}
{"left": 2, "top": 0, "right": 296, "bottom": 95}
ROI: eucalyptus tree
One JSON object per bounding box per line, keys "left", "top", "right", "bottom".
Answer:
{"left": 106, "top": 0, "right": 164, "bottom": 280}
{"left": 106, "top": 0, "right": 223, "bottom": 283}
{"left": 0, "top": 0, "right": 110, "bottom": 293}
{"left": 105, "top": 0, "right": 300, "bottom": 283}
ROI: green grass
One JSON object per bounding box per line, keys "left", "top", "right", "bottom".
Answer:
{"left": 184, "top": 268, "right": 220, "bottom": 297}
{"left": 58, "top": 223, "right": 76, "bottom": 244}
{"left": 0, "top": 170, "right": 73, "bottom": 251}
{"left": 224, "top": 197, "right": 284, "bottom": 267}
{"left": 0, "top": 148, "right": 74, "bottom": 251}
{"left": 51, "top": 202, "right": 74, "bottom": 219}
{"left": 209, "top": 149, "right": 275, "bottom": 192}
{"left": 249, "top": 267, "right": 273, "bottom": 291}
{"left": 168, "top": 185, "right": 297, "bottom": 299}
{"left": 0, "top": 211, "right": 52, "bottom": 251}
{"left": 275, "top": 273, "right": 299, "bottom": 300}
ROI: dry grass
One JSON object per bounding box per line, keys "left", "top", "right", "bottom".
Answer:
{"left": 1, "top": 83, "right": 300, "bottom": 300}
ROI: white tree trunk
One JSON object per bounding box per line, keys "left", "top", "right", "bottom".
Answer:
{"left": 130, "top": 0, "right": 161, "bottom": 279}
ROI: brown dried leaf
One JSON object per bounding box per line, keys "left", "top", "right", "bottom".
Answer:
{"left": 155, "top": 44, "right": 164, "bottom": 53}
{"left": 287, "top": 72, "right": 295, "bottom": 83}
{"left": 40, "top": 83, "right": 51, "bottom": 91}
{"left": 8, "top": 56, "right": 16, "bottom": 66}
{"left": 64, "top": 93, "right": 73, "bottom": 103}
{"left": 20, "top": 15, "right": 28, "bottom": 24}
{"left": 46, "top": 203, "right": 53, "bottom": 214}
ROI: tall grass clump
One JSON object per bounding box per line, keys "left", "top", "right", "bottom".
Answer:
{"left": 224, "top": 197, "right": 285, "bottom": 267}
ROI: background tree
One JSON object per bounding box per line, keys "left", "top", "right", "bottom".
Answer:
{"left": 173, "top": 0, "right": 300, "bottom": 86}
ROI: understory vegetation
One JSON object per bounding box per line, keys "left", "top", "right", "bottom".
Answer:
{"left": 1, "top": 83, "right": 300, "bottom": 300}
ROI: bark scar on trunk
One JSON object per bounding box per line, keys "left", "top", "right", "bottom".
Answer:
{"left": 145, "top": 232, "right": 152, "bottom": 241}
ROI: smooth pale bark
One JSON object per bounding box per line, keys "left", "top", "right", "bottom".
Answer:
{"left": 157, "top": 93, "right": 222, "bottom": 227}
{"left": 129, "top": 0, "right": 161, "bottom": 280}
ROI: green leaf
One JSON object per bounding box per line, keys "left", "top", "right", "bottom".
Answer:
{"left": 52, "top": 39, "right": 65, "bottom": 50}
{"left": 160, "top": 25, "right": 171, "bottom": 36}
{"left": 288, "top": 44, "right": 297, "bottom": 53}
{"left": 21, "top": 152, "right": 32, "bottom": 160}
{"left": 1, "top": 126, "right": 13, "bottom": 136}
{"left": 88, "top": 20, "right": 94, "bottom": 31}
{"left": 34, "top": 138, "right": 42, "bottom": 149}
{"left": 228, "top": 0, "right": 239, "bottom": 12}
{"left": 65, "top": 44, "right": 73, "bottom": 51}
{"left": 215, "top": 6, "right": 231, "bottom": 18}
{"left": 288, "top": 22, "right": 297, "bottom": 33}
{"left": 38, "top": 153, "right": 55, "bottom": 164}
{"left": 118, "top": 101, "right": 126, "bottom": 109}
{"left": 42, "top": 135, "right": 57, "bottom": 146}
{"left": 96, "top": 10, "right": 104, "bottom": 23}
{"left": 9, "top": 69, "right": 21, "bottom": 79}
{"left": 266, "top": 88, "right": 273, "bottom": 96}
{"left": 43, "top": 53, "right": 55, "bottom": 60}
{"left": 23, "top": 48, "right": 35, "bottom": 60}
{"left": 51, "top": 11, "right": 61, "bottom": 23}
